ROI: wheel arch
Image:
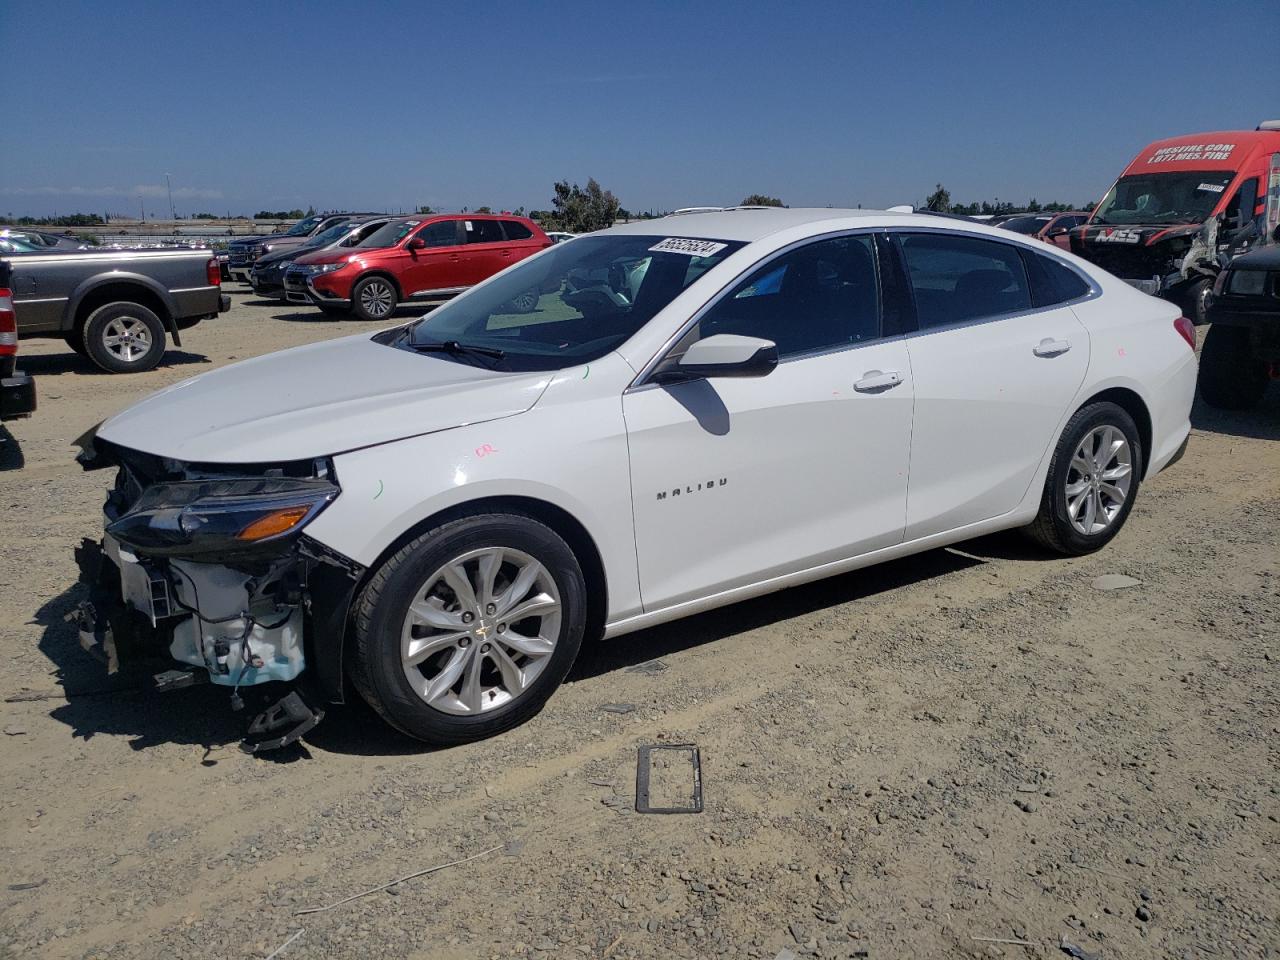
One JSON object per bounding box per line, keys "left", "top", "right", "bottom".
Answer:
{"left": 319, "top": 494, "right": 610, "bottom": 704}
{"left": 353, "top": 269, "right": 404, "bottom": 301}
{"left": 69, "top": 277, "right": 175, "bottom": 332}
{"left": 1077, "top": 385, "right": 1153, "bottom": 478}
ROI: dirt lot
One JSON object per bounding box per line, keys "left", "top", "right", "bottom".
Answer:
{"left": 1, "top": 288, "right": 1278, "bottom": 960}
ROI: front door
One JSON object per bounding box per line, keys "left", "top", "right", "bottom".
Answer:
{"left": 401, "top": 219, "right": 465, "bottom": 297}
{"left": 624, "top": 233, "right": 914, "bottom": 612}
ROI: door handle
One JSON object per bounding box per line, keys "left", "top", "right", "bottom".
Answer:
{"left": 1033, "top": 337, "right": 1071, "bottom": 357}
{"left": 854, "top": 370, "right": 903, "bottom": 393}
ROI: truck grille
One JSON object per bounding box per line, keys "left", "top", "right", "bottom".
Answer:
{"left": 1084, "top": 247, "right": 1161, "bottom": 281}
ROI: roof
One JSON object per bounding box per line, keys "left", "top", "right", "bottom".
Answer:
{"left": 1230, "top": 245, "right": 1280, "bottom": 270}
{"left": 607, "top": 207, "right": 897, "bottom": 243}
{"left": 1123, "top": 129, "right": 1280, "bottom": 175}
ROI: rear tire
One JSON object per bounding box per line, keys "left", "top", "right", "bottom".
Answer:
{"left": 63, "top": 331, "right": 89, "bottom": 357}
{"left": 351, "top": 276, "right": 398, "bottom": 322}
{"left": 1199, "top": 324, "right": 1267, "bottom": 410}
{"left": 350, "top": 512, "right": 587, "bottom": 745}
{"left": 1024, "top": 401, "right": 1142, "bottom": 556}
{"left": 82, "top": 302, "right": 166, "bottom": 373}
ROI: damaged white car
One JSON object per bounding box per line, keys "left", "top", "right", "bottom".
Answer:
{"left": 74, "top": 208, "right": 1198, "bottom": 750}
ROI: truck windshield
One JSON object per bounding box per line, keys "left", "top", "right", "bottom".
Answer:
{"left": 397, "top": 234, "right": 745, "bottom": 372}
{"left": 284, "top": 215, "right": 325, "bottom": 237}
{"left": 1094, "top": 172, "right": 1235, "bottom": 225}
{"left": 357, "top": 220, "right": 420, "bottom": 248}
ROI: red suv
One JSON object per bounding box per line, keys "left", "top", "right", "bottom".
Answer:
{"left": 285, "top": 214, "right": 551, "bottom": 320}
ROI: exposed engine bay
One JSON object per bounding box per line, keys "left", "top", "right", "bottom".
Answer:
{"left": 73, "top": 432, "right": 364, "bottom": 752}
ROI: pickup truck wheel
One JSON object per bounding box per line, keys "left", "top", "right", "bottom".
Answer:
{"left": 351, "top": 276, "right": 397, "bottom": 322}
{"left": 83, "top": 302, "right": 166, "bottom": 373}
{"left": 1188, "top": 278, "right": 1212, "bottom": 326}
{"left": 1199, "top": 324, "right": 1267, "bottom": 410}
{"left": 350, "top": 513, "right": 587, "bottom": 745}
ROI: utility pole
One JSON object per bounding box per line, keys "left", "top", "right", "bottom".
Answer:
{"left": 165, "top": 173, "right": 176, "bottom": 220}
{"left": 139, "top": 195, "right": 145, "bottom": 223}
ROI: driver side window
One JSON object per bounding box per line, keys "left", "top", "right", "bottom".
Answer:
{"left": 416, "top": 220, "right": 460, "bottom": 248}
{"left": 689, "top": 235, "right": 880, "bottom": 359}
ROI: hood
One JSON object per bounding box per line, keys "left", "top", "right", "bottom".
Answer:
{"left": 98, "top": 333, "right": 552, "bottom": 463}
{"left": 227, "top": 235, "right": 269, "bottom": 249}
{"left": 1076, "top": 222, "right": 1202, "bottom": 249}
{"left": 294, "top": 248, "right": 361, "bottom": 266}
{"left": 255, "top": 245, "right": 319, "bottom": 268}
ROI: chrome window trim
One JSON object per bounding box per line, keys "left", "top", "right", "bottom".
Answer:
{"left": 169, "top": 285, "right": 220, "bottom": 294}
{"left": 885, "top": 226, "right": 1102, "bottom": 340}
{"left": 627, "top": 227, "right": 888, "bottom": 392}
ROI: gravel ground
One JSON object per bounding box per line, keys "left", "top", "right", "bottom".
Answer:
{"left": 1, "top": 287, "right": 1278, "bottom": 960}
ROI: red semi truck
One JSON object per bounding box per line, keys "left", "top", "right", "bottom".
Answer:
{"left": 1071, "top": 121, "right": 1280, "bottom": 322}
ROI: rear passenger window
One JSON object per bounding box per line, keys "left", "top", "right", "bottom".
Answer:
{"left": 691, "top": 235, "right": 880, "bottom": 359}
{"left": 500, "top": 220, "right": 533, "bottom": 241}
{"left": 898, "top": 233, "right": 1031, "bottom": 327}
{"left": 1021, "top": 249, "right": 1091, "bottom": 306}
{"left": 465, "top": 219, "right": 505, "bottom": 244}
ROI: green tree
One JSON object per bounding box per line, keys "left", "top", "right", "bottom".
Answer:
{"left": 925, "top": 184, "right": 951, "bottom": 212}
{"left": 416, "top": 205, "right": 436, "bottom": 215}
{"left": 540, "top": 178, "right": 622, "bottom": 232}
{"left": 475, "top": 205, "right": 493, "bottom": 214}
{"left": 741, "top": 194, "right": 784, "bottom": 207}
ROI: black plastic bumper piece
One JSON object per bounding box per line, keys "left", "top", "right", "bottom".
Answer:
{"left": 241, "top": 691, "right": 324, "bottom": 754}
{"left": 1, "top": 370, "right": 36, "bottom": 421}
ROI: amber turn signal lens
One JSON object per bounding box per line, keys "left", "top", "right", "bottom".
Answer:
{"left": 237, "top": 505, "right": 311, "bottom": 541}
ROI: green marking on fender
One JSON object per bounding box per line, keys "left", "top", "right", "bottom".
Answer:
{"left": 374, "top": 479, "right": 384, "bottom": 500}
{"left": 582, "top": 365, "right": 590, "bottom": 379}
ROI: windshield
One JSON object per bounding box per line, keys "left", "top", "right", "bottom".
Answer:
{"left": 0, "top": 235, "right": 40, "bottom": 253}
{"left": 358, "top": 219, "right": 420, "bottom": 248}
{"left": 399, "top": 234, "right": 746, "bottom": 371}
{"left": 284, "top": 215, "right": 325, "bottom": 237}
{"left": 1094, "top": 172, "right": 1235, "bottom": 225}
{"left": 302, "top": 222, "right": 353, "bottom": 249}
{"left": 999, "top": 215, "right": 1053, "bottom": 234}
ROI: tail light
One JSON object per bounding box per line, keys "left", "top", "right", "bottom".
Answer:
{"left": 206, "top": 258, "right": 222, "bottom": 286}
{"left": 1173, "top": 316, "right": 1196, "bottom": 350}
{"left": 0, "top": 288, "right": 16, "bottom": 357}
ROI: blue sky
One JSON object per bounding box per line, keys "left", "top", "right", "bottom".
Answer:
{"left": 3, "top": 0, "right": 1278, "bottom": 218}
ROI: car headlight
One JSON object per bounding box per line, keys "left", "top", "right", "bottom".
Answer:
{"left": 107, "top": 476, "right": 339, "bottom": 559}
{"left": 304, "top": 261, "right": 349, "bottom": 275}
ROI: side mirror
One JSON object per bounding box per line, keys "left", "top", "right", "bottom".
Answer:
{"left": 653, "top": 334, "right": 778, "bottom": 384}
{"left": 407, "top": 237, "right": 426, "bottom": 251}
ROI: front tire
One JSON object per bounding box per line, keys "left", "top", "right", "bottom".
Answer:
{"left": 1186, "top": 278, "right": 1212, "bottom": 326}
{"left": 1199, "top": 324, "right": 1267, "bottom": 410}
{"left": 82, "top": 302, "right": 167, "bottom": 373}
{"left": 351, "top": 513, "right": 587, "bottom": 745}
{"left": 351, "top": 276, "right": 398, "bottom": 322}
{"left": 1024, "top": 401, "right": 1142, "bottom": 555}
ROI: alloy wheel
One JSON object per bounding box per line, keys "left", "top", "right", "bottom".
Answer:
{"left": 400, "top": 547, "right": 562, "bottom": 715}
{"left": 360, "top": 280, "right": 394, "bottom": 318}
{"left": 1065, "top": 424, "right": 1132, "bottom": 535}
{"left": 102, "top": 316, "right": 153, "bottom": 364}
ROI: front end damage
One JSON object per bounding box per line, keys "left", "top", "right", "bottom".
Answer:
{"left": 73, "top": 431, "right": 365, "bottom": 752}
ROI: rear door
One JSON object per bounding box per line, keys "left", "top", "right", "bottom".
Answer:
{"left": 401, "top": 219, "right": 465, "bottom": 297}
{"left": 500, "top": 219, "right": 544, "bottom": 265}
{"left": 460, "top": 218, "right": 509, "bottom": 285}
{"left": 892, "top": 231, "right": 1090, "bottom": 540}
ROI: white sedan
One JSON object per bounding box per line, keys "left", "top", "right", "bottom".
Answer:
{"left": 77, "top": 208, "right": 1197, "bottom": 748}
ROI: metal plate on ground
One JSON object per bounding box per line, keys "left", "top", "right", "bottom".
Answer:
{"left": 635, "top": 744, "right": 703, "bottom": 814}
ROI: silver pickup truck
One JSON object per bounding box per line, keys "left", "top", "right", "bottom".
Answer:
{"left": 4, "top": 247, "right": 229, "bottom": 373}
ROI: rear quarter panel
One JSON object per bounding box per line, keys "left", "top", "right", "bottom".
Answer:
{"left": 1070, "top": 275, "right": 1196, "bottom": 476}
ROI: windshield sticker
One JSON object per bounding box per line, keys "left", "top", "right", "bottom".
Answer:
{"left": 464, "top": 221, "right": 473, "bottom": 230}
{"left": 1196, "top": 182, "right": 1226, "bottom": 193}
{"left": 1147, "top": 143, "right": 1236, "bottom": 164}
{"left": 649, "top": 237, "right": 729, "bottom": 257}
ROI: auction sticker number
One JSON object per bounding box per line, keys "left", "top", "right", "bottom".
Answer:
{"left": 649, "top": 237, "right": 728, "bottom": 257}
